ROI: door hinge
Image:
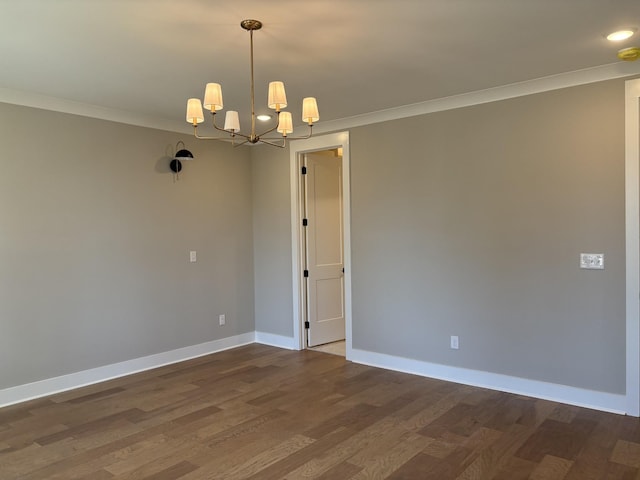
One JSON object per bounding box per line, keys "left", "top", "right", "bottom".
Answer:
{"left": 302, "top": 218, "right": 308, "bottom": 227}
{"left": 304, "top": 321, "right": 310, "bottom": 329}
{"left": 304, "top": 269, "right": 309, "bottom": 278}
{"left": 301, "top": 166, "right": 307, "bottom": 175}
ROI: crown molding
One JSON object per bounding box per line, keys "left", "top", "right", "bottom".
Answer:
{"left": 0, "top": 87, "right": 190, "bottom": 134}
{"left": 2, "top": 61, "right": 639, "bottom": 135}
{"left": 314, "top": 61, "right": 640, "bottom": 134}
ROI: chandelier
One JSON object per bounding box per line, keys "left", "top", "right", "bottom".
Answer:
{"left": 185, "top": 19, "right": 320, "bottom": 148}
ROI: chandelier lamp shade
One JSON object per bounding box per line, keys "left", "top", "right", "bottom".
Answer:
{"left": 185, "top": 19, "right": 320, "bottom": 148}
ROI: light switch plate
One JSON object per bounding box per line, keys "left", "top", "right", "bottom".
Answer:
{"left": 189, "top": 250, "right": 197, "bottom": 263}
{"left": 580, "top": 253, "right": 604, "bottom": 269}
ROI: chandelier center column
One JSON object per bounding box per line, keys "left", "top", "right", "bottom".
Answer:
{"left": 242, "top": 20, "right": 262, "bottom": 143}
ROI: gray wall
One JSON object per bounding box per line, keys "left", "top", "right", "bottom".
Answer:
{"left": 252, "top": 144, "right": 294, "bottom": 337}
{"left": 350, "top": 79, "right": 625, "bottom": 394}
{"left": 0, "top": 103, "right": 254, "bottom": 390}
{"left": 2, "top": 76, "right": 628, "bottom": 397}
{"left": 253, "top": 78, "right": 626, "bottom": 394}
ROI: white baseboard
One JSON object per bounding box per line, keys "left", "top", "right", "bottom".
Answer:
{"left": 254, "top": 331, "right": 297, "bottom": 350}
{"left": 0, "top": 332, "right": 255, "bottom": 408}
{"left": 1, "top": 335, "right": 627, "bottom": 415}
{"left": 350, "top": 348, "right": 627, "bottom": 415}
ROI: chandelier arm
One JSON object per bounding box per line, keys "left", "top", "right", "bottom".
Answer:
{"left": 194, "top": 132, "right": 219, "bottom": 140}
{"left": 262, "top": 125, "right": 314, "bottom": 141}
{"left": 211, "top": 123, "right": 252, "bottom": 141}
{"left": 210, "top": 112, "right": 252, "bottom": 141}
{"left": 193, "top": 125, "right": 222, "bottom": 140}
{"left": 194, "top": 131, "right": 237, "bottom": 141}
{"left": 193, "top": 125, "right": 251, "bottom": 142}
{"left": 232, "top": 139, "right": 250, "bottom": 148}
{"left": 193, "top": 127, "right": 252, "bottom": 142}
{"left": 258, "top": 137, "right": 286, "bottom": 148}
{"left": 255, "top": 120, "right": 282, "bottom": 139}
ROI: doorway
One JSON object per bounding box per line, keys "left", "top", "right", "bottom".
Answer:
{"left": 289, "top": 132, "right": 352, "bottom": 358}
{"left": 303, "top": 150, "right": 345, "bottom": 348}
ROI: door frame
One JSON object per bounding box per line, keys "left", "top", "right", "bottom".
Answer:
{"left": 289, "top": 131, "right": 352, "bottom": 357}
{"left": 626, "top": 77, "right": 640, "bottom": 416}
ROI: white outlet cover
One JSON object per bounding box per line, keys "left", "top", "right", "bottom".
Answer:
{"left": 189, "top": 250, "right": 197, "bottom": 263}
{"left": 580, "top": 253, "right": 604, "bottom": 269}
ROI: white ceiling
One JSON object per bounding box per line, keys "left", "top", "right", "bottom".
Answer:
{"left": 1, "top": 0, "right": 640, "bottom": 133}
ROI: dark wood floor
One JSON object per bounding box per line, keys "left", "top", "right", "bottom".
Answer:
{"left": 2, "top": 344, "right": 640, "bottom": 479}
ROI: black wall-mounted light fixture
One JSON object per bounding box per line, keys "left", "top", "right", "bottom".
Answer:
{"left": 170, "top": 141, "right": 194, "bottom": 175}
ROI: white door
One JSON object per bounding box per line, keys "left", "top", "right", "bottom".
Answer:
{"left": 304, "top": 152, "right": 345, "bottom": 347}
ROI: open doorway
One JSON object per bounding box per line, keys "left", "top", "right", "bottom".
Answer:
{"left": 303, "top": 150, "right": 345, "bottom": 354}
{"left": 289, "top": 132, "right": 352, "bottom": 359}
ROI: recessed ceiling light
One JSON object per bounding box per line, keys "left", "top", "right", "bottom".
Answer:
{"left": 607, "top": 29, "right": 636, "bottom": 42}
{"left": 256, "top": 114, "right": 272, "bottom": 121}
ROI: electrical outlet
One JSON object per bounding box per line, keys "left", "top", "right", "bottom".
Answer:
{"left": 450, "top": 335, "right": 459, "bottom": 350}
{"left": 219, "top": 314, "right": 225, "bottom": 326}
{"left": 189, "top": 250, "right": 197, "bottom": 263}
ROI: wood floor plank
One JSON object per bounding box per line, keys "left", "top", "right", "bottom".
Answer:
{"left": 529, "top": 454, "right": 573, "bottom": 479}
{"left": 283, "top": 415, "right": 409, "bottom": 478}
{"left": 313, "top": 460, "right": 363, "bottom": 479}
{"left": 515, "top": 417, "right": 598, "bottom": 462}
{"left": 2, "top": 344, "right": 640, "bottom": 479}
{"left": 136, "top": 460, "right": 199, "bottom": 480}
{"left": 220, "top": 433, "right": 315, "bottom": 479}
{"left": 102, "top": 434, "right": 178, "bottom": 476}
{"left": 351, "top": 432, "right": 433, "bottom": 479}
